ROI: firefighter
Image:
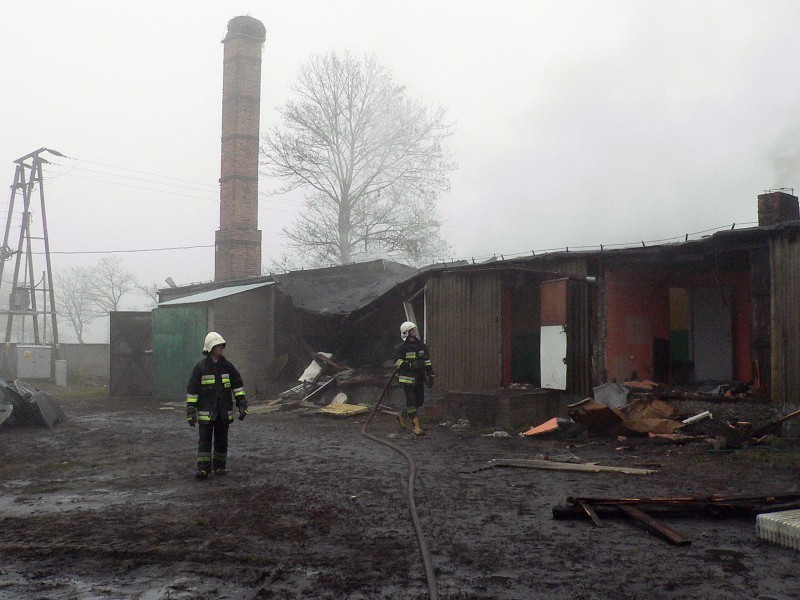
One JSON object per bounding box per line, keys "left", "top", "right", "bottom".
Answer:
{"left": 394, "top": 321, "right": 434, "bottom": 435}
{"left": 185, "top": 332, "right": 247, "bottom": 479}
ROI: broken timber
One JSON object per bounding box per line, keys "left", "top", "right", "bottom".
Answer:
{"left": 472, "top": 458, "right": 656, "bottom": 475}
{"left": 751, "top": 407, "right": 800, "bottom": 437}
{"left": 553, "top": 493, "right": 800, "bottom": 546}
{"left": 617, "top": 505, "right": 691, "bottom": 546}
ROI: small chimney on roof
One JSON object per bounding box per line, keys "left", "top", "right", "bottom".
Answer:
{"left": 758, "top": 190, "right": 799, "bottom": 226}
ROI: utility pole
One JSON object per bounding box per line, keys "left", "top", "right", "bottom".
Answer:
{"left": 0, "top": 148, "right": 61, "bottom": 371}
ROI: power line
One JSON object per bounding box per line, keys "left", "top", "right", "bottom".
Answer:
{"left": 33, "top": 244, "right": 215, "bottom": 256}
{"left": 48, "top": 163, "right": 218, "bottom": 194}
{"left": 43, "top": 169, "right": 219, "bottom": 202}
{"left": 54, "top": 156, "right": 219, "bottom": 189}
{"left": 40, "top": 166, "right": 302, "bottom": 213}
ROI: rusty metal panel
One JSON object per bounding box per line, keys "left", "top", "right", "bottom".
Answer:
{"left": 750, "top": 248, "right": 771, "bottom": 399}
{"left": 567, "top": 279, "right": 591, "bottom": 397}
{"left": 770, "top": 232, "right": 800, "bottom": 404}
{"left": 426, "top": 271, "right": 503, "bottom": 392}
{"left": 541, "top": 278, "right": 568, "bottom": 326}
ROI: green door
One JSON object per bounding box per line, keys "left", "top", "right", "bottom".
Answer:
{"left": 153, "top": 306, "right": 208, "bottom": 401}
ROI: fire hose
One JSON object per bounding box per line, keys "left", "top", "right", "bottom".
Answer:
{"left": 361, "top": 366, "right": 439, "bottom": 600}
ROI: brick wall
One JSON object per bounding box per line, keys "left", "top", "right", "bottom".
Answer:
{"left": 758, "top": 191, "right": 799, "bottom": 226}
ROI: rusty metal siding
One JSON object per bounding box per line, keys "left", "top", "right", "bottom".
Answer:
{"left": 567, "top": 279, "right": 591, "bottom": 396}
{"left": 750, "top": 247, "right": 771, "bottom": 399}
{"left": 770, "top": 232, "right": 800, "bottom": 404}
{"left": 426, "top": 272, "right": 503, "bottom": 392}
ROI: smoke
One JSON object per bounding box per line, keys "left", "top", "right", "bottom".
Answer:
{"left": 769, "top": 103, "right": 800, "bottom": 190}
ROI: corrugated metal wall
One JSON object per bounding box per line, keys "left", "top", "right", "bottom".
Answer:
{"left": 153, "top": 305, "right": 208, "bottom": 401}
{"left": 567, "top": 279, "right": 591, "bottom": 396}
{"left": 426, "top": 271, "right": 503, "bottom": 391}
{"left": 750, "top": 247, "right": 771, "bottom": 399}
{"left": 770, "top": 232, "right": 800, "bottom": 404}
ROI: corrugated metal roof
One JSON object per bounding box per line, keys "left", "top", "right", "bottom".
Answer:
{"left": 159, "top": 282, "right": 272, "bottom": 306}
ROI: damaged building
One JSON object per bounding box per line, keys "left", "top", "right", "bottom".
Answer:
{"left": 114, "top": 190, "right": 800, "bottom": 427}
{"left": 147, "top": 259, "right": 416, "bottom": 399}
{"left": 316, "top": 190, "right": 800, "bottom": 426}
{"left": 108, "top": 16, "right": 800, "bottom": 430}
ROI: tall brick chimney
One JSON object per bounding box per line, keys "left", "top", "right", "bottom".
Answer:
{"left": 758, "top": 190, "right": 799, "bottom": 227}
{"left": 215, "top": 16, "right": 266, "bottom": 281}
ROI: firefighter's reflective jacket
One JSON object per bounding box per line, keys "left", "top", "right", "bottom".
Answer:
{"left": 394, "top": 338, "right": 434, "bottom": 386}
{"left": 186, "top": 355, "right": 245, "bottom": 423}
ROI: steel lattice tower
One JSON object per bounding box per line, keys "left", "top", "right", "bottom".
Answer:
{"left": 0, "top": 148, "right": 61, "bottom": 366}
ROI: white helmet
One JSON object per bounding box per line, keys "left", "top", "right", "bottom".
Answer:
{"left": 400, "top": 321, "right": 417, "bottom": 341}
{"left": 203, "top": 331, "right": 226, "bottom": 353}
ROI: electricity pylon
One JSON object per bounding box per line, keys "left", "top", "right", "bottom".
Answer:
{"left": 0, "top": 148, "right": 61, "bottom": 368}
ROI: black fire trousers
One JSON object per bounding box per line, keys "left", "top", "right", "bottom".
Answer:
{"left": 197, "top": 415, "right": 230, "bottom": 472}
{"left": 402, "top": 380, "right": 426, "bottom": 416}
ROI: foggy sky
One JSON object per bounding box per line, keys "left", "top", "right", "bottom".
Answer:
{"left": 2, "top": 1, "right": 800, "bottom": 341}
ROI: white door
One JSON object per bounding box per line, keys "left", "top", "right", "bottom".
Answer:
{"left": 540, "top": 325, "right": 567, "bottom": 390}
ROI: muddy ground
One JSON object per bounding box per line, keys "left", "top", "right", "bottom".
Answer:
{"left": 1, "top": 386, "right": 799, "bottom": 600}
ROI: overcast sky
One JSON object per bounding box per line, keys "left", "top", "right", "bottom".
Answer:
{"left": 3, "top": 1, "right": 800, "bottom": 310}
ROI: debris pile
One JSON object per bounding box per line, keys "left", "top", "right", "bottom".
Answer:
{"left": 253, "top": 347, "right": 399, "bottom": 419}
{"left": 0, "top": 378, "right": 66, "bottom": 429}
{"left": 527, "top": 380, "right": 800, "bottom": 448}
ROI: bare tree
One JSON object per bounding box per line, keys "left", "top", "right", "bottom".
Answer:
{"left": 261, "top": 51, "right": 455, "bottom": 266}
{"left": 55, "top": 266, "right": 97, "bottom": 344}
{"left": 87, "top": 257, "right": 138, "bottom": 313}
{"left": 135, "top": 283, "right": 159, "bottom": 309}
{"left": 55, "top": 257, "right": 139, "bottom": 342}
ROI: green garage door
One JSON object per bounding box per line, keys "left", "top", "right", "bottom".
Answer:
{"left": 153, "top": 306, "right": 208, "bottom": 401}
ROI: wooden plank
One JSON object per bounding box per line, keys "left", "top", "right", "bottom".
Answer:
{"left": 618, "top": 505, "right": 691, "bottom": 546}
{"left": 485, "top": 458, "right": 656, "bottom": 475}
{"left": 578, "top": 500, "right": 606, "bottom": 528}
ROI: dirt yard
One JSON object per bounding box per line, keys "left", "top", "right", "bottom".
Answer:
{"left": 1, "top": 385, "right": 799, "bottom": 600}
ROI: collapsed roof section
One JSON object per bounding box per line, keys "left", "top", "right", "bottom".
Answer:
{"left": 158, "top": 259, "right": 417, "bottom": 318}
{"left": 271, "top": 259, "right": 416, "bottom": 316}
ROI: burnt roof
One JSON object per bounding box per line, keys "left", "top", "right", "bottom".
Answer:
{"left": 271, "top": 259, "right": 416, "bottom": 315}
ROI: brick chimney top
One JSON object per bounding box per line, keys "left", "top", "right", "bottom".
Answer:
{"left": 758, "top": 190, "right": 799, "bottom": 226}
{"left": 223, "top": 16, "right": 266, "bottom": 43}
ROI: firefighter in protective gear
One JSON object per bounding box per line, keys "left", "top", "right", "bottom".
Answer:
{"left": 186, "top": 332, "right": 247, "bottom": 479}
{"left": 394, "top": 321, "right": 434, "bottom": 435}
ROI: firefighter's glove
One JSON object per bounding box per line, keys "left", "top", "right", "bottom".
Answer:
{"left": 237, "top": 398, "right": 248, "bottom": 421}
{"left": 186, "top": 406, "right": 197, "bottom": 427}
{"left": 426, "top": 374, "right": 435, "bottom": 389}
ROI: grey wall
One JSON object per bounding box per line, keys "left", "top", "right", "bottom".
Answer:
{"left": 3, "top": 343, "right": 109, "bottom": 382}
{"left": 208, "top": 286, "right": 275, "bottom": 396}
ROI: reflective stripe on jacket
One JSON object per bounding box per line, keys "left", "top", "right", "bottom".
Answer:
{"left": 186, "top": 355, "right": 245, "bottom": 423}
{"left": 394, "top": 339, "right": 434, "bottom": 386}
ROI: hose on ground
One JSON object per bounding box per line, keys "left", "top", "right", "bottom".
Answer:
{"left": 361, "top": 367, "right": 439, "bottom": 600}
